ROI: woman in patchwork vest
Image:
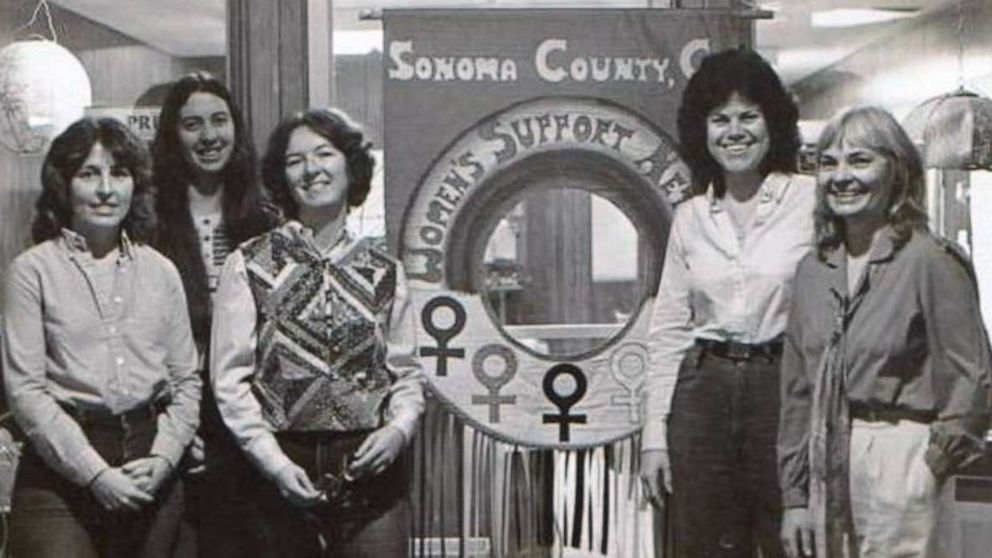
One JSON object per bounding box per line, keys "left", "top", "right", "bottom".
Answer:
{"left": 211, "top": 107, "right": 424, "bottom": 557}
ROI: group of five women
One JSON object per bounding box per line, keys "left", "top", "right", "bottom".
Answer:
{"left": 2, "top": 47, "right": 990, "bottom": 558}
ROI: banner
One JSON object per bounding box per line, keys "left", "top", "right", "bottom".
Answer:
{"left": 385, "top": 9, "right": 749, "bottom": 450}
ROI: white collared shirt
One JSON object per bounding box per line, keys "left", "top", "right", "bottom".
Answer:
{"left": 642, "top": 172, "right": 816, "bottom": 451}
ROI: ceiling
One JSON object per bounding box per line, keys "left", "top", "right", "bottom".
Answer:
{"left": 48, "top": 0, "right": 958, "bottom": 85}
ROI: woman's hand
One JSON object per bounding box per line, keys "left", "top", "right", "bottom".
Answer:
{"left": 184, "top": 434, "right": 207, "bottom": 476}
{"left": 90, "top": 467, "right": 155, "bottom": 512}
{"left": 348, "top": 425, "right": 405, "bottom": 480}
{"left": 122, "top": 455, "right": 173, "bottom": 494}
{"left": 639, "top": 449, "right": 672, "bottom": 508}
{"left": 273, "top": 462, "right": 323, "bottom": 508}
{"left": 781, "top": 507, "right": 815, "bottom": 558}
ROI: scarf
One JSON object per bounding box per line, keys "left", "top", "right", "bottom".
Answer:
{"left": 808, "top": 289, "right": 863, "bottom": 558}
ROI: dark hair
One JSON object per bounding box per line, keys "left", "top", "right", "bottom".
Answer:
{"left": 262, "top": 108, "right": 375, "bottom": 220}
{"left": 813, "top": 106, "right": 928, "bottom": 257}
{"left": 677, "top": 48, "right": 800, "bottom": 197}
{"left": 151, "top": 72, "right": 278, "bottom": 345}
{"left": 32, "top": 117, "right": 155, "bottom": 244}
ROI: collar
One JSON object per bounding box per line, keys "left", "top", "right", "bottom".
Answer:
{"left": 822, "top": 224, "right": 899, "bottom": 269}
{"left": 281, "top": 220, "right": 353, "bottom": 258}
{"left": 706, "top": 172, "right": 791, "bottom": 213}
{"left": 59, "top": 228, "right": 134, "bottom": 261}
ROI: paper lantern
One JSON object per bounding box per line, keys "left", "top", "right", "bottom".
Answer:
{"left": 0, "top": 39, "right": 91, "bottom": 153}
{"left": 903, "top": 88, "right": 992, "bottom": 170}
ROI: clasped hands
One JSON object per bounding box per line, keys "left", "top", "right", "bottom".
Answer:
{"left": 273, "top": 425, "right": 406, "bottom": 508}
{"left": 89, "top": 454, "right": 173, "bottom": 512}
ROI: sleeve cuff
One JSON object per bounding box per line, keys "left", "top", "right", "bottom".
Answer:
{"left": 246, "top": 433, "right": 295, "bottom": 481}
{"left": 72, "top": 445, "right": 111, "bottom": 487}
{"left": 150, "top": 433, "right": 186, "bottom": 470}
{"left": 640, "top": 420, "right": 669, "bottom": 451}
{"left": 924, "top": 443, "right": 955, "bottom": 480}
{"left": 389, "top": 413, "right": 419, "bottom": 446}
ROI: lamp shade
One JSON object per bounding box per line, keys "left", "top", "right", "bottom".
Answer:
{"left": 902, "top": 88, "right": 992, "bottom": 170}
{"left": 0, "top": 40, "right": 92, "bottom": 153}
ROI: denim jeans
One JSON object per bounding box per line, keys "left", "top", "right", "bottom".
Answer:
{"left": 251, "top": 430, "right": 410, "bottom": 558}
{"left": 667, "top": 347, "right": 785, "bottom": 558}
{"left": 9, "top": 413, "right": 185, "bottom": 558}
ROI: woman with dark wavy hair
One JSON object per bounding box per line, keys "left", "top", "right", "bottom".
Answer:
{"left": 3, "top": 117, "right": 200, "bottom": 557}
{"left": 779, "top": 106, "right": 991, "bottom": 558}
{"left": 151, "top": 71, "right": 278, "bottom": 557}
{"left": 640, "top": 48, "right": 814, "bottom": 557}
{"left": 211, "top": 108, "right": 423, "bottom": 557}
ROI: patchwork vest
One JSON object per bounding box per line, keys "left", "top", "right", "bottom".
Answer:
{"left": 240, "top": 227, "right": 398, "bottom": 432}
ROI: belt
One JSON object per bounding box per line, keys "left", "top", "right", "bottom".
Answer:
{"left": 59, "top": 400, "right": 165, "bottom": 428}
{"left": 850, "top": 404, "right": 935, "bottom": 424}
{"left": 694, "top": 337, "right": 783, "bottom": 362}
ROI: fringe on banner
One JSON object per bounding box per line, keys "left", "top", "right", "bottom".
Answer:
{"left": 410, "top": 396, "right": 663, "bottom": 558}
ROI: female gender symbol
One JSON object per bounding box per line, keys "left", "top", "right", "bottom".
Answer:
{"left": 609, "top": 343, "right": 648, "bottom": 424}
{"left": 470, "top": 344, "right": 518, "bottom": 423}
{"left": 541, "top": 364, "right": 588, "bottom": 442}
{"left": 419, "top": 295, "right": 467, "bottom": 376}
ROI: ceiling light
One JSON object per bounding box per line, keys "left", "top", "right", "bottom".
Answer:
{"left": 811, "top": 8, "right": 919, "bottom": 28}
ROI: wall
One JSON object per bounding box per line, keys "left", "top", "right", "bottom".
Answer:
{"left": 793, "top": 0, "right": 992, "bottom": 120}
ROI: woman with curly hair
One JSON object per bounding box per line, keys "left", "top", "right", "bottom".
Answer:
{"left": 778, "top": 107, "right": 991, "bottom": 558}
{"left": 2, "top": 117, "right": 200, "bottom": 557}
{"left": 151, "top": 72, "right": 279, "bottom": 556}
{"left": 211, "top": 108, "right": 424, "bottom": 556}
{"left": 640, "top": 48, "right": 815, "bottom": 557}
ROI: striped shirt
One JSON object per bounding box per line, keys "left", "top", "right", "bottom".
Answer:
{"left": 192, "top": 211, "right": 231, "bottom": 293}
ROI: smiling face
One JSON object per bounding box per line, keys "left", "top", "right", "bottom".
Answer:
{"left": 284, "top": 125, "right": 349, "bottom": 214}
{"left": 70, "top": 142, "right": 134, "bottom": 238}
{"left": 706, "top": 92, "right": 770, "bottom": 176}
{"left": 818, "top": 140, "right": 892, "bottom": 224}
{"left": 177, "top": 92, "right": 235, "bottom": 177}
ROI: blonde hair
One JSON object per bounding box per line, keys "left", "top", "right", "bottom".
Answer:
{"left": 813, "top": 106, "right": 928, "bottom": 256}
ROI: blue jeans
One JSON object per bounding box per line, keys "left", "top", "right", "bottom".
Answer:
{"left": 10, "top": 413, "right": 185, "bottom": 558}
{"left": 252, "top": 430, "right": 410, "bottom": 558}
{"left": 668, "top": 347, "right": 785, "bottom": 558}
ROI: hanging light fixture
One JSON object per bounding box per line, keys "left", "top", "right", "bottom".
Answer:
{"left": 0, "top": 0, "right": 92, "bottom": 154}
{"left": 902, "top": 0, "right": 992, "bottom": 170}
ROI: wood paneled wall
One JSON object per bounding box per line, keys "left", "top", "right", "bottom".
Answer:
{"left": 227, "top": 0, "right": 309, "bottom": 152}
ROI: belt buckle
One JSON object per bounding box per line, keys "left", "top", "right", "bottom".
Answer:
{"left": 725, "top": 342, "right": 752, "bottom": 360}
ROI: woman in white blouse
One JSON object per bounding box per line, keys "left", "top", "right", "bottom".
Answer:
{"left": 639, "top": 49, "right": 815, "bottom": 557}
{"left": 211, "top": 108, "right": 424, "bottom": 557}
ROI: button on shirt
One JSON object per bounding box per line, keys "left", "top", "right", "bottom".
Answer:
{"left": 2, "top": 230, "right": 201, "bottom": 486}
{"left": 778, "top": 229, "right": 992, "bottom": 507}
{"left": 642, "top": 172, "right": 816, "bottom": 450}
{"left": 192, "top": 210, "right": 231, "bottom": 294}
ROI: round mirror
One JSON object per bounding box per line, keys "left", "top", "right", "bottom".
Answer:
{"left": 479, "top": 187, "right": 645, "bottom": 359}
